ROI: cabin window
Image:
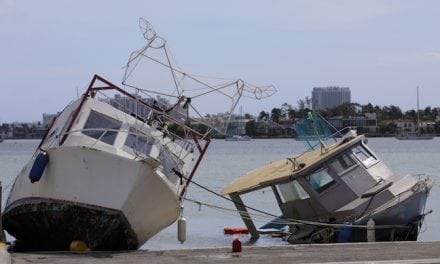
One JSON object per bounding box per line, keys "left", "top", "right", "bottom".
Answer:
{"left": 305, "top": 168, "right": 335, "bottom": 193}
{"left": 275, "top": 180, "right": 310, "bottom": 203}
{"left": 330, "top": 153, "right": 357, "bottom": 175}
{"left": 351, "top": 145, "right": 377, "bottom": 167}
{"left": 125, "top": 127, "right": 155, "bottom": 156}
{"left": 82, "top": 111, "right": 122, "bottom": 145}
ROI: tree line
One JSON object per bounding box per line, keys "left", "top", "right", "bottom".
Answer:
{"left": 257, "top": 102, "right": 439, "bottom": 122}
{"left": 250, "top": 102, "right": 440, "bottom": 135}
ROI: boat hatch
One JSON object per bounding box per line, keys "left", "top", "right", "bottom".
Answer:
{"left": 82, "top": 110, "right": 122, "bottom": 145}
{"left": 351, "top": 144, "right": 378, "bottom": 168}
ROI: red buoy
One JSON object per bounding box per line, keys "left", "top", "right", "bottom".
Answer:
{"left": 224, "top": 227, "right": 249, "bottom": 234}
{"left": 232, "top": 238, "right": 242, "bottom": 253}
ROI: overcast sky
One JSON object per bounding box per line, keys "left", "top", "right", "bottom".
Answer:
{"left": 1, "top": 0, "right": 440, "bottom": 122}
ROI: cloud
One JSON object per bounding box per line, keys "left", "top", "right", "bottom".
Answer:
{"left": 423, "top": 52, "right": 440, "bottom": 61}
{"left": 139, "top": 0, "right": 399, "bottom": 32}
{"left": 268, "top": 0, "right": 398, "bottom": 31}
{"left": 377, "top": 52, "right": 440, "bottom": 68}
{"left": 0, "top": 0, "right": 14, "bottom": 16}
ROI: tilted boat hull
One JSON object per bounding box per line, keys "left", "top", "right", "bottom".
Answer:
{"left": 288, "top": 178, "right": 433, "bottom": 244}
{"left": 351, "top": 180, "right": 432, "bottom": 242}
{"left": 3, "top": 146, "right": 180, "bottom": 251}
{"left": 223, "top": 126, "right": 434, "bottom": 245}
{"left": 3, "top": 198, "right": 137, "bottom": 251}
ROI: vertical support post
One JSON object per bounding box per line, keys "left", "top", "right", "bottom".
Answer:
{"left": 0, "top": 182, "right": 5, "bottom": 243}
{"left": 229, "top": 193, "right": 260, "bottom": 240}
{"left": 367, "top": 218, "right": 376, "bottom": 242}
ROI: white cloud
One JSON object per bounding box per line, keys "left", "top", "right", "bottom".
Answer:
{"left": 0, "top": 0, "right": 14, "bottom": 16}
{"left": 268, "top": 0, "right": 398, "bottom": 31}
{"left": 141, "top": 0, "right": 399, "bottom": 32}
{"left": 377, "top": 52, "right": 440, "bottom": 67}
{"left": 423, "top": 52, "right": 440, "bottom": 61}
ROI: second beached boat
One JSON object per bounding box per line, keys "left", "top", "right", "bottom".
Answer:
{"left": 223, "top": 112, "right": 433, "bottom": 243}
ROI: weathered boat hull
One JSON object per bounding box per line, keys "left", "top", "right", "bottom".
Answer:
{"left": 3, "top": 198, "right": 137, "bottom": 251}
{"left": 288, "top": 178, "right": 432, "bottom": 244}
{"left": 352, "top": 180, "right": 431, "bottom": 242}
{"left": 3, "top": 146, "right": 180, "bottom": 251}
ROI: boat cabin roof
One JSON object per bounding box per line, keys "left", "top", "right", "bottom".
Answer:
{"left": 222, "top": 134, "right": 364, "bottom": 195}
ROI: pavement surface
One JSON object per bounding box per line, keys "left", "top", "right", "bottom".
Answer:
{"left": 7, "top": 241, "right": 440, "bottom": 264}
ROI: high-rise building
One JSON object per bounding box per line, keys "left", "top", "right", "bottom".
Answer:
{"left": 312, "top": 87, "right": 351, "bottom": 110}
{"left": 42, "top": 113, "right": 59, "bottom": 128}
{"left": 109, "top": 94, "right": 152, "bottom": 118}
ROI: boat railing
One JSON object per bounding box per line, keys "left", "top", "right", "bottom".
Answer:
{"left": 289, "top": 126, "right": 359, "bottom": 167}
{"left": 54, "top": 75, "right": 210, "bottom": 197}
{"left": 303, "top": 126, "right": 356, "bottom": 152}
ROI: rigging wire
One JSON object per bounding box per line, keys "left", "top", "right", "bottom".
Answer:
{"left": 181, "top": 175, "right": 424, "bottom": 230}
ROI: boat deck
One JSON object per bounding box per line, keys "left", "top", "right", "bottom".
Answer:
{"left": 7, "top": 241, "right": 440, "bottom": 264}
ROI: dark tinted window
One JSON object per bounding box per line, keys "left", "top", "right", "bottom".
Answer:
{"left": 330, "top": 153, "right": 357, "bottom": 174}
{"left": 305, "top": 168, "right": 335, "bottom": 193}
{"left": 82, "top": 111, "right": 121, "bottom": 145}
{"left": 125, "top": 127, "right": 154, "bottom": 155}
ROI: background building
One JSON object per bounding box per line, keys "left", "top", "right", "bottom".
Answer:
{"left": 312, "top": 87, "right": 351, "bottom": 110}
{"left": 42, "top": 113, "right": 59, "bottom": 128}
{"left": 327, "top": 113, "right": 377, "bottom": 134}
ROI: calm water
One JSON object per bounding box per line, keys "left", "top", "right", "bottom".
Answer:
{"left": 0, "top": 138, "right": 439, "bottom": 249}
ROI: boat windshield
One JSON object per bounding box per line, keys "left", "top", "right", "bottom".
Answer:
{"left": 82, "top": 110, "right": 122, "bottom": 145}
{"left": 305, "top": 168, "right": 335, "bottom": 193}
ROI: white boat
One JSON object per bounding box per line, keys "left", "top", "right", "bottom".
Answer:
{"left": 225, "top": 106, "right": 252, "bottom": 141}
{"left": 2, "top": 19, "right": 276, "bottom": 251}
{"left": 395, "top": 132, "right": 434, "bottom": 140}
{"left": 396, "top": 86, "right": 435, "bottom": 140}
{"left": 225, "top": 135, "right": 252, "bottom": 141}
{"left": 223, "top": 112, "right": 433, "bottom": 243}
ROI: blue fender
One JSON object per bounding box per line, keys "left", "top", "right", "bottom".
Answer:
{"left": 29, "top": 152, "right": 49, "bottom": 183}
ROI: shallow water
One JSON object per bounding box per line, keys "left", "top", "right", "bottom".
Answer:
{"left": 0, "top": 137, "right": 439, "bottom": 249}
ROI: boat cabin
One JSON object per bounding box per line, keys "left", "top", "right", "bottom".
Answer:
{"left": 39, "top": 76, "right": 205, "bottom": 193}
{"left": 222, "top": 132, "right": 398, "bottom": 239}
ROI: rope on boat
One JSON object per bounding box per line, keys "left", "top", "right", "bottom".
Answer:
{"left": 179, "top": 177, "right": 429, "bottom": 230}
{"left": 181, "top": 196, "right": 424, "bottom": 230}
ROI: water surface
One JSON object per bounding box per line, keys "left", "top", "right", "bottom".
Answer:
{"left": 0, "top": 137, "right": 439, "bottom": 249}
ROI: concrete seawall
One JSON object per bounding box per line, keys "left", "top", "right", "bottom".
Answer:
{"left": 7, "top": 241, "right": 440, "bottom": 264}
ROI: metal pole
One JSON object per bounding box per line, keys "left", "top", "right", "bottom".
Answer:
{"left": 416, "top": 86, "right": 420, "bottom": 134}
{"left": 0, "top": 182, "right": 5, "bottom": 243}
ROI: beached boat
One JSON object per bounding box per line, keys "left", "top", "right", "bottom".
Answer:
{"left": 222, "top": 112, "right": 433, "bottom": 243}
{"left": 2, "top": 19, "right": 276, "bottom": 251}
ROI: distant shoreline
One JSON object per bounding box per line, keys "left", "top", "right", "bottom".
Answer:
{"left": 2, "top": 134, "right": 437, "bottom": 141}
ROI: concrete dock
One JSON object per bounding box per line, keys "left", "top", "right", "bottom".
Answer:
{"left": 6, "top": 241, "right": 440, "bottom": 264}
